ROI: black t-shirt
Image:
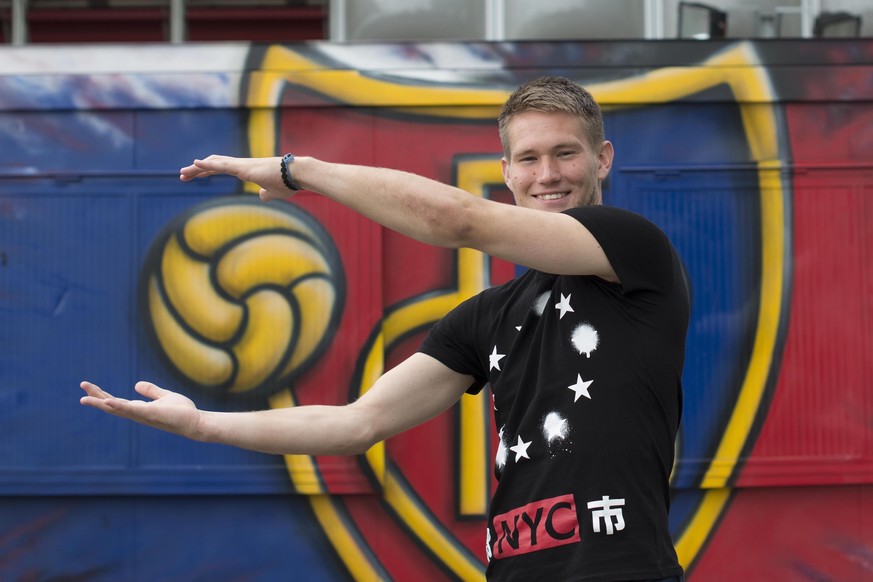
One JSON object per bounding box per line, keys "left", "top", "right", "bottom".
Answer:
{"left": 419, "top": 205, "right": 689, "bottom": 581}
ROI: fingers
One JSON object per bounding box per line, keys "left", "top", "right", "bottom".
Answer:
{"left": 179, "top": 156, "right": 288, "bottom": 197}
{"left": 81, "top": 395, "right": 127, "bottom": 411}
{"left": 192, "top": 155, "right": 238, "bottom": 176}
{"left": 179, "top": 155, "right": 233, "bottom": 181}
{"left": 179, "top": 160, "right": 202, "bottom": 181}
{"left": 179, "top": 162, "right": 212, "bottom": 181}
{"left": 134, "top": 381, "right": 170, "bottom": 401}
{"left": 259, "top": 188, "right": 283, "bottom": 202}
{"left": 80, "top": 380, "right": 169, "bottom": 403}
{"left": 80, "top": 382, "right": 150, "bottom": 424}
{"left": 78, "top": 381, "right": 141, "bottom": 412}
{"left": 80, "top": 380, "right": 114, "bottom": 400}
{"left": 79, "top": 388, "right": 131, "bottom": 416}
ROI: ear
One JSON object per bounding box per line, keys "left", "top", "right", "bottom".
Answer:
{"left": 597, "top": 140, "right": 614, "bottom": 181}
{"left": 501, "top": 157, "right": 511, "bottom": 188}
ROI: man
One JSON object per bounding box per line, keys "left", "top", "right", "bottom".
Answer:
{"left": 81, "top": 76, "right": 688, "bottom": 581}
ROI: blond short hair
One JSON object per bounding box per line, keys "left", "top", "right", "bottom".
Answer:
{"left": 498, "top": 76, "right": 604, "bottom": 158}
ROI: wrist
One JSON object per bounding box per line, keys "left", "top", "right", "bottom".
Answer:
{"left": 279, "top": 153, "right": 302, "bottom": 191}
{"left": 191, "top": 410, "right": 215, "bottom": 443}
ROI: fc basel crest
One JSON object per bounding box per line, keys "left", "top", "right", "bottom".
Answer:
{"left": 142, "top": 41, "right": 790, "bottom": 579}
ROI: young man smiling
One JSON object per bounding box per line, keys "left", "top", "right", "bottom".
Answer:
{"left": 81, "top": 76, "right": 688, "bottom": 581}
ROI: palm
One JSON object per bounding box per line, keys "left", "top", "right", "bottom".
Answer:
{"left": 125, "top": 389, "right": 198, "bottom": 434}
{"left": 80, "top": 381, "right": 202, "bottom": 439}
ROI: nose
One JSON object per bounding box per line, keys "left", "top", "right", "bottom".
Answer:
{"left": 536, "top": 158, "right": 561, "bottom": 183}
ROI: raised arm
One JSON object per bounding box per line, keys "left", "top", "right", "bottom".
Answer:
{"left": 80, "top": 353, "right": 472, "bottom": 456}
{"left": 180, "top": 155, "right": 616, "bottom": 280}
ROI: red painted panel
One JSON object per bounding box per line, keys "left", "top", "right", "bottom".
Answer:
{"left": 342, "top": 493, "right": 457, "bottom": 580}
{"left": 782, "top": 103, "right": 873, "bottom": 165}
{"left": 277, "top": 95, "right": 503, "bottom": 310}
{"left": 387, "top": 332, "right": 490, "bottom": 559}
{"left": 28, "top": 8, "right": 166, "bottom": 43}
{"left": 277, "top": 98, "right": 503, "bottom": 561}
{"left": 187, "top": 7, "right": 326, "bottom": 42}
{"left": 21, "top": 7, "right": 326, "bottom": 44}
{"left": 740, "top": 173, "right": 873, "bottom": 485}
{"left": 738, "top": 104, "right": 873, "bottom": 488}
{"left": 275, "top": 192, "right": 385, "bottom": 493}
{"left": 691, "top": 485, "right": 873, "bottom": 581}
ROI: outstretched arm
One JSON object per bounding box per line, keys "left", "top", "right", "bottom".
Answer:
{"left": 180, "top": 155, "right": 616, "bottom": 280}
{"left": 80, "top": 353, "right": 472, "bottom": 456}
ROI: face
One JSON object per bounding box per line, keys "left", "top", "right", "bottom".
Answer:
{"left": 501, "top": 111, "right": 613, "bottom": 212}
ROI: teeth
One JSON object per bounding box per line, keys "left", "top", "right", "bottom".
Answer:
{"left": 539, "top": 193, "right": 565, "bottom": 201}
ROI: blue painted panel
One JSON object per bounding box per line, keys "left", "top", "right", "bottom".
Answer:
{"left": 627, "top": 172, "right": 761, "bottom": 489}
{"left": 0, "top": 194, "right": 134, "bottom": 468}
{"left": 605, "top": 102, "right": 760, "bottom": 489}
{"left": 0, "top": 496, "right": 351, "bottom": 581}
{"left": 0, "top": 111, "right": 135, "bottom": 173}
{"left": 0, "top": 106, "right": 293, "bottom": 494}
{"left": 0, "top": 109, "right": 244, "bottom": 175}
{"left": 607, "top": 97, "right": 754, "bottom": 166}
{"left": 133, "top": 109, "right": 246, "bottom": 170}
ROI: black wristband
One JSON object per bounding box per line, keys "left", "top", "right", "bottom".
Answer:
{"left": 280, "top": 153, "right": 301, "bottom": 191}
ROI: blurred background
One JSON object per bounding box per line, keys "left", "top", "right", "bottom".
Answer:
{"left": 1, "top": 0, "right": 871, "bottom": 44}
{"left": 1, "top": 1, "right": 872, "bottom": 581}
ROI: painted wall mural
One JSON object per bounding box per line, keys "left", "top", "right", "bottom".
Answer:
{"left": 0, "top": 39, "right": 871, "bottom": 580}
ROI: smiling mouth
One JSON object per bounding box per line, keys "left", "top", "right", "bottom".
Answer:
{"left": 536, "top": 193, "right": 568, "bottom": 201}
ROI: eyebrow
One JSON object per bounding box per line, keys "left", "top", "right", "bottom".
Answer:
{"left": 512, "top": 142, "right": 582, "bottom": 158}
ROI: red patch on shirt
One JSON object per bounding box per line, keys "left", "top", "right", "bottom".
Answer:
{"left": 491, "top": 494, "right": 581, "bottom": 559}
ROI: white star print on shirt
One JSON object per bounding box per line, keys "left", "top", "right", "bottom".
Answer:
{"left": 555, "top": 293, "right": 574, "bottom": 319}
{"left": 568, "top": 374, "right": 593, "bottom": 402}
{"left": 509, "top": 435, "right": 532, "bottom": 462}
{"left": 489, "top": 346, "right": 505, "bottom": 371}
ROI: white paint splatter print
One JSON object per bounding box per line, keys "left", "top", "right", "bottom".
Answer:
{"left": 571, "top": 323, "right": 599, "bottom": 358}
{"left": 542, "top": 411, "right": 573, "bottom": 457}
{"left": 495, "top": 426, "right": 508, "bottom": 469}
{"left": 533, "top": 291, "right": 550, "bottom": 316}
{"left": 543, "top": 412, "right": 567, "bottom": 442}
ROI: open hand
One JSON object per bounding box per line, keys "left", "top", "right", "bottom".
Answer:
{"left": 80, "top": 381, "right": 204, "bottom": 440}
{"left": 179, "top": 155, "right": 291, "bottom": 202}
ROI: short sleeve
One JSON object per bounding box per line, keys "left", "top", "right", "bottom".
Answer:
{"left": 418, "top": 294, "right": 489, "bottom": 394}
{"left": 563, "top": 206, "right": 674, "bottom": 295}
